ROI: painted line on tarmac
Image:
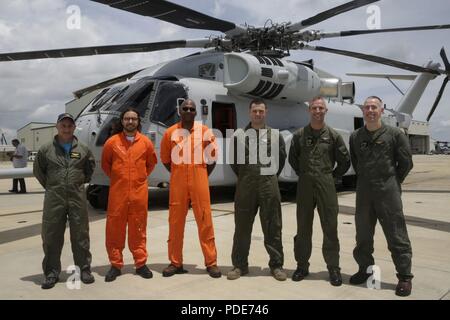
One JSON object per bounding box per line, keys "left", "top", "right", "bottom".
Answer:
{"left": 339, "top": 205, "right": 450, "bottom": 233}
{"left": 0, "top": 210, "right": 42, "bottom": 218}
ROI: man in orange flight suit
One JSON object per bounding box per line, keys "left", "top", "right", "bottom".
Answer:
{"left": 160, "top": 99, "right": 222, "bottom": 278}
{"left": 101, "top": 107, "right": 157, "bottom": 282}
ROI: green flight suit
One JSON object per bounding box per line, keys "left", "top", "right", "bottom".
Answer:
{"left": 350, "top": 124, "right": 413, "bottom": 279}
{"left": 33, "top": 136, "right": 95, "bottom": 277}
{"left": 289, "top": 124, "right": 350, "bottom": 271}
{"left": 230, "top": 124, "right": 286, "bottom": 269}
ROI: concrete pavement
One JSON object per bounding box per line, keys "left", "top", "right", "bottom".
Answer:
{"left": 0, "top": 155, "right": 449, "bottom": 300}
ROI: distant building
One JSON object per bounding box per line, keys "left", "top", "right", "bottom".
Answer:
{"left": 408, "top": 120, "right": 430, "bottom": 154}
{"left": 17, "top": 122, "right": 57, "bottom": 152}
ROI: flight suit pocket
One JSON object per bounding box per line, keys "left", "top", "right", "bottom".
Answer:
{"left": 317, "top": 138, "right": 332, "bottom": 158}
{"left": 374, "top": 138, "right": 394, "bottom": 165}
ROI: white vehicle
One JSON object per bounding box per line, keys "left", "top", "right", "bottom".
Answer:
{"left": 0, "top": 0, "right": 448, "bottom": 209}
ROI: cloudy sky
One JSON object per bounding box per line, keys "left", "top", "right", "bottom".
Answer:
{"left": 1, "top": 0, "right": 449, "bottom": 141}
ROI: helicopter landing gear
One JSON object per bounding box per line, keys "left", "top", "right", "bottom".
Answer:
{"left": 86, "top": 184, "right": 109, "bottom": 211}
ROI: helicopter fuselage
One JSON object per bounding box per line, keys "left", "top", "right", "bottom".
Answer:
{"left": 74, "top": 51, "right": 364, "bottom": 192}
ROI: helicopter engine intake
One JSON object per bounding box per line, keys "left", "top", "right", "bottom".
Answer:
{"left": 223, "top": 52, "right": 354, "bottom": 103}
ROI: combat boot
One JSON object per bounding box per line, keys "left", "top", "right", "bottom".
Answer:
{"left": 81, "top": 269, "right": 95, "bottom": 284}
{"left": 136, "top": 265, "right": 153, "bottom": 279}
{"left": 349, "top": 268, "right": 371, "bottom": 285}
{"left": 329, "top": 268, "right": 342, "bottom": 287}
{"left": 206, "top": 265, "right": 222, "bottom": 278}
{"left": 41, "top": 274, "right": 59, "bottom": 289}
{"left": 105, "top": 266, "right": 121, "bottom": 282}
{"left": 226, "top": 267, "right": 249, "bottom": 280}
{"left": 162, "top": 264, "right": 187, "bottom": 277}
{"left": 292, "top": 267, "right": 309, "bottom": 282}
{"left": 396, "top": 279, "right": 412, "bottom": 297}
{"left": 271, "top": 268, "right": 287, "bottom": 281}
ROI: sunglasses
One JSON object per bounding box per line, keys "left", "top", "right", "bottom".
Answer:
{"left": 182, "top": 107, "right": 196, "bottom": 112}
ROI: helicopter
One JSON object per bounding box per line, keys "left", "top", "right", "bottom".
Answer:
{"left": 0, "top": 0, "right": 449, "bottom": 210}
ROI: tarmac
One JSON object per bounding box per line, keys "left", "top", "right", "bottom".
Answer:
{"left": 0, "top": 155, "right": 449, "bottom": 300}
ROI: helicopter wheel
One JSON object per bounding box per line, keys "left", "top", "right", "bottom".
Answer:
{"left": 86, "top": 184, "right": 109, "bottom": 212}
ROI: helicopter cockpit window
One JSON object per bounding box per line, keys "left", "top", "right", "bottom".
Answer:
{"left": 150, "top": 82, "right": 187, "bottom": 127}
{"left": 115, "top": 82, "right": 153, "bottom": 117}
{"left": 101, "top": 80, "right": 153, "bottom": 117}
{"left": 87, "top": 86, "right": 125, "bottom": 112}
{"left": 86, "top": 88, "right": 108, "bottom": 112}
{"left": 94, "top": 80, "right": 154, "bottom": 146}
{"left": 101, "top": 85, "right": 130, "bottom": 112}
{"left": 95, "top": 117, "right": 121, "bottom": 146}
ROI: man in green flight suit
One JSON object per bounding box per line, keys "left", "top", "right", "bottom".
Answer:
{"left": 289, "top": 96, "right": 350, "bottom": 286}
{"left": 349, "top": 96, "right": 413, "bottom": 297}
{"left": 34, "top": 113, "right": 96, "bottom": 289}
{"left": 227, "top": 98, "right": 287, "bottom": 281}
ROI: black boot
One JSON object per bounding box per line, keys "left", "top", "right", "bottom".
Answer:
{"left": 349, "top": 268, "right": 371, "bottom": 285}
{"left": 329, "top": 269, "right": 342, "bottom": 287}
{"left": 396, "top": 279, "right": 412, "bottom": 297}
{"left": 81, "top": 269, "right": 95, "bottom": 284}
{"left": 136, "top": 265, "right": 153, "bottom": 279}
{"left": 41, "top": 274, "right": 59, "bottom": 289}
{"left": 292, "top": 267, "right": 309, "bottom": 282}
{"left": 105, "top": 266, "right": 121, "bottom": 282}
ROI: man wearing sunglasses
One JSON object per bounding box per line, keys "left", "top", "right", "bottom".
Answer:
{"left": 160, "top": 99, "right": 221, "bottom": 278}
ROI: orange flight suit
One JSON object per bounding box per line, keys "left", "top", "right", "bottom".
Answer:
{"left": 160, "top": 122, "right": 218, "bottom": 267}
{"left": 102, "top": 131, "right": 157, "bottom": 269}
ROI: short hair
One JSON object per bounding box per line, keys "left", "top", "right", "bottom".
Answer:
{"left": 119, "top": 107, "right": 142, "bottom": 132}
{"left": 180, "top": 99, "right": 196, "bottom": 108}
{"left": 308, "top": 96, "right": 326, "bottom": 107}
{"left": 12, "top": 138, "right": 19, "bottom": 144}
{"left": 364, "top": 96, "right": 383, "bottom": 107}
{"left": 249, "top": 98, "right": 267, "bottom": 109}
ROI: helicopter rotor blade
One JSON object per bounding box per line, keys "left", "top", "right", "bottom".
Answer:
{"left": 287, "top": 0, "right": 379, "bottom": 32}
{"left": 317, "top": 24, "right": 450, "bottom": 40}
{"left": 91, "top": 0, "right": 241, "bottom": 34}
{"left": 427, "top": 77, "right": 449, "bottom": 121}
{"left": 0, "top": 39, "right": 216, "bottom": 62}
{"left": 299, "top": 43, "right": 442, "bottom": 75}
{"left": 440, "top": 46, "right": 450, "bottom": 70}
{"left": 427, "top": 47, "right": 450, "bottom": 121}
